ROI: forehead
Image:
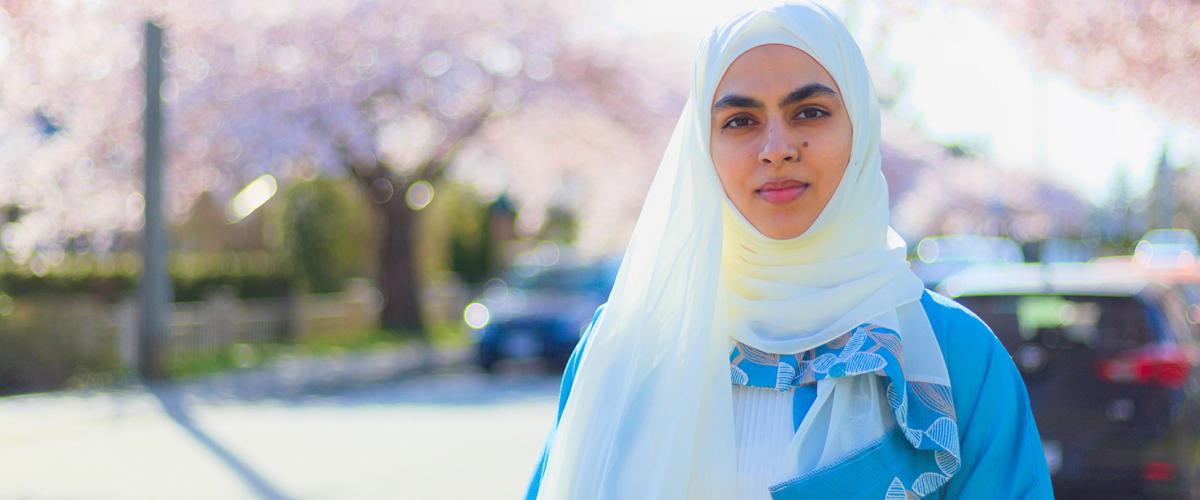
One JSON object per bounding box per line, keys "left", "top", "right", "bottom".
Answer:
{"left": 712, "top": 44, "right": 840, "bottom": 103}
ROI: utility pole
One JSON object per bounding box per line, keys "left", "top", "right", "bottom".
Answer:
{"left": 139, "top": 21, "right": 170, "bottom": 380}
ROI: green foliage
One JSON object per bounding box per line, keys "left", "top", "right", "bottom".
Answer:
{"left": 540, "top": 205, "right": 578, "bottom": 244}
{"left": 429, "top": 184, "right": 500, "bottom": 286}
{"left": 0, "top": 297, "right": 124, "bottom": 395}
{"left": 940, "top": 139, "right": 988, "bottom": 159}
{"left": 448, "top": 201, "right": 493, "bottom": 285}
{"left": 280, "top": 178, "right": 372, "bottom": 294}
{"left": 0, "top": 252, "right": 293, "bottom": 302}
{"left": 162, "top": 328, "right": 415, "bottom": 380}
{"left": 423, "top": 185, "right": 577, "bottom": 286}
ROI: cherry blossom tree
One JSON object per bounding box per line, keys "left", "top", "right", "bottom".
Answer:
{"left": 0, "top": 0, "right": 675, "bottom": 335}
{"left": 968, "top": 0, "right": 1200, "bottom": 124}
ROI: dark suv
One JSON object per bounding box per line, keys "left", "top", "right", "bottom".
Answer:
{"left": 942, "top": 263, "right": 1200, "bottom": 499}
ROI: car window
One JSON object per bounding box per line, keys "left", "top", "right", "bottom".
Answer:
{"left": 506, "top": 265, "right": 613, "bottom": 294}
{"left": 1158, "top": 288, "right": 1197, "bottom": 347}
{"left": 957, "top": 294, "right": 1153, "bottom": 352}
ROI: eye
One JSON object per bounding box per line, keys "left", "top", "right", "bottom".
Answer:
{"left": 722, "top": 115, "right": 756, "bottom": 129}
{"left": 794, "top": 108, "right": 829, "bottom": 120}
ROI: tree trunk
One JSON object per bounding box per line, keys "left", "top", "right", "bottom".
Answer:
{"left": 376, "top": 186, "right": 424, "bottom": 337}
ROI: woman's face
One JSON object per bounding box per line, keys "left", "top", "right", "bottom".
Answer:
{"left": 710, "top": 43, "right": 853, "bottom": 240}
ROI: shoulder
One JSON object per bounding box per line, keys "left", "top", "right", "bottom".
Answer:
{"left": 919, "top": 288, "right": 1001, "bottom": 362}
{"left": 918, "top": 289, "right": 1018, "bottom": 398}
{"left": 920, "top": 291, "right": 1053, "bottom": 497}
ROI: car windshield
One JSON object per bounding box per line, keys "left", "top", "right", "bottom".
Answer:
{"left": 505, "top": 265, "right": 613, "bottom": 294}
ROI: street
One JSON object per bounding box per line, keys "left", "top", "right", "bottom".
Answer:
{"left": 0, "top": 369, "right": 561, "bottom": 499}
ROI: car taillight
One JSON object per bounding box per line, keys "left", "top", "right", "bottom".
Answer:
{"left": 1142, "top": 461, "right": 1175, "bottom": 482}
{"left": 1096, "top": 345, "right": 1193, "bottom": 388}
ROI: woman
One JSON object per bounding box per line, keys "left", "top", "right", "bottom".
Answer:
{"left": 526, "top": 3, "right": 1052, "bottom": 499}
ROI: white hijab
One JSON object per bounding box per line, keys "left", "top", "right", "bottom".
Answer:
{"left": 537, "top": 3, "right": 950, "bottom": 498}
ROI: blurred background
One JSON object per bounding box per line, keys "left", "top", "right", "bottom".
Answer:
{"left": 1, "top": 0, "right": 1199, "bottom": 498}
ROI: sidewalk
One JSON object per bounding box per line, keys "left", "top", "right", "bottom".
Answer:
{"left": 0, "top": 342, "right": 474, "bottom": 443}
{"left": 0, "top": 343, "right": 557, "bottom": 500}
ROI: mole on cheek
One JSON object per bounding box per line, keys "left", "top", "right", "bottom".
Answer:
{"left": 803, "top": 142, "right": 809, "bottom": 148}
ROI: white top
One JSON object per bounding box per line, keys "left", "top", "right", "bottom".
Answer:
{"left": 731, "top": 385, "right": 796, "bottom": 500}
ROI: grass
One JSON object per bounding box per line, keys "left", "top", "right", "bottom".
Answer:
{"left": 163, "top": 320, "right": 471, "bottom": 380}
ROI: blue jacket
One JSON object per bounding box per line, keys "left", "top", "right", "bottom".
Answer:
{"left": 526, "top": 290, "right": 1054, "bottom": 499}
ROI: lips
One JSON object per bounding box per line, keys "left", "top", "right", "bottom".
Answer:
{"left": 756, "top": 179, "right": 809, "bottom": 204}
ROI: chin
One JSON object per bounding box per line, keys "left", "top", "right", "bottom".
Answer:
{"left": 765, "top": 229, "right": 807, "bottom": 240}
{"left": 758, "top": 219, "right": 813, "bottom": 240}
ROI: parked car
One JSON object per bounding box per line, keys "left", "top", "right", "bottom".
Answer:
{"left": 1136, "top": 229, "right": 1200, "bottom": 269}
{"left": 941, "top": 263, "right": 1200, "bottom": 499}
{"left": 1088, "top": 251, "right": 1200, "bottom": 333}
{"left": 911, "top": 234, "right": 1024, "bottom": 287}
{"left": 467, "top": 257, "right": 618, "bottom": 374}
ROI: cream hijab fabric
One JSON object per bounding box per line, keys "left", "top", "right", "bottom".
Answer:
{"left": 536, "top": 3, "right": 949, "bottom": 499}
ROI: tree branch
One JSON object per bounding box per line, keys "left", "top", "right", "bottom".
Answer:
{"left": 416, "top": 104, "right": 494, "bottom": 182}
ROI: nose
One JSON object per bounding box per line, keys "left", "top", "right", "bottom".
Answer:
{"left": 757, "top": 120, "right": 799, "bottom": 165}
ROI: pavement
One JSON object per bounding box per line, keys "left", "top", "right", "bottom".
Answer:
{"left": 0, "top": 344, "right": 562, "bottom": 499}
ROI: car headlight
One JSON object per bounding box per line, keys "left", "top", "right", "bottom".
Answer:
{"left": 463, "top": 302, "right": 490, "bottom": 330}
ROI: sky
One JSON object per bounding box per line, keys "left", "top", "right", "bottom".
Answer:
{"left": 589, "top": 0, "right": 1200, "bottom": 205}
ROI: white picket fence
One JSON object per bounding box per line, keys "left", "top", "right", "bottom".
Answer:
{"left": 135, "top": 278, "right": 385, "bottom": 364}
{"left": 1, "top": 275, "right": 481, "bottom": 376}
{"left": 1, "top": 279, "right": 390, "bottom": 372}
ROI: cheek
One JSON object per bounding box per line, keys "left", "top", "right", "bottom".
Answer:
{"left": 808, "top": 128, "right": 853, "bottom": 189}
{"left": 711, "top": 139, "right": 756, "bottom": 194}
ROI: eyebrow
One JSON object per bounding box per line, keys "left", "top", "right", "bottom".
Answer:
{"left": 712, "top": 83, "right": 839, "bottom": 111}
